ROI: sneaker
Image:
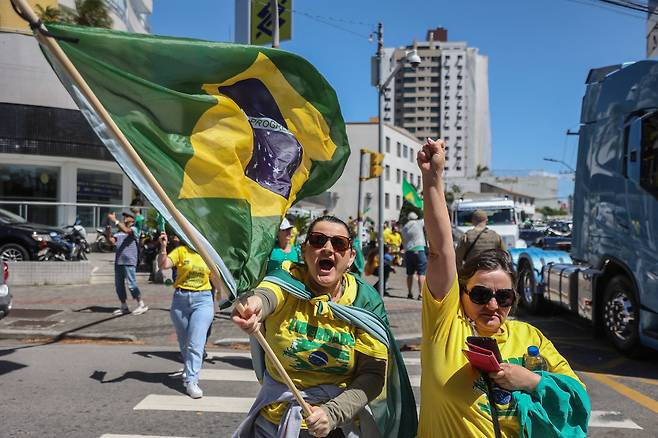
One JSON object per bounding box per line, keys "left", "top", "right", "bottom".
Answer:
{"left": 132, "top": 302, "right": 148, "bottom": 315}
{"left": 186, "top": 381, "right": 203, "bottom": 399}
{"left": 112, "top": 305, "right": 130, "bottom": 316}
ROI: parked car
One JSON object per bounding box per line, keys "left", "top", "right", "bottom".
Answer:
{"left": 0, "top": 208, "right": 63, "bottom": 261}
{"left": 0, "top": 261, "right": 11, "bottom": 319}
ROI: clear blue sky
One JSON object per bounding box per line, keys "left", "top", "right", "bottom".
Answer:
{"left": 151, "top": 0, "right": 646, "bottom": 197}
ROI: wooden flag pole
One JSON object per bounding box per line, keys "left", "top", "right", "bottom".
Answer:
{"left": 10, "top": 0, "right": 312, "bottom": 417}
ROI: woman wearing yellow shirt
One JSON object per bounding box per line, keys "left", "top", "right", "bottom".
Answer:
{"left": 158, "top": 233, "right": 214, "bottom": 400}
{"left": 231, "top": 216, "right": 416, "bottom": 438}
{"left": 416, "top": 139, "right": 590, "bottom": 437}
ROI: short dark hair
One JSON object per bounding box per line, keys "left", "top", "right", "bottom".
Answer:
{"left": 459, "top": 249, "right": 517, "bottom": 305}
{"left": 307, "top": 215, "right": 353, "bottom": 241}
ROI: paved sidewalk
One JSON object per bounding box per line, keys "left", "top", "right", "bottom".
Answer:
{"left": 0, "top": 266, "right": 422, "bottom": 346}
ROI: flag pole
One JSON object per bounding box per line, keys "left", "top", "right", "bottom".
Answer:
{"left": 10, "top": 0, "right": 312, "bottom": 417}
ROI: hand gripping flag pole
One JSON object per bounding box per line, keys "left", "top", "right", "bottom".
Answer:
{"left": 10, "top": 0, "right": 313, "bottom": 417}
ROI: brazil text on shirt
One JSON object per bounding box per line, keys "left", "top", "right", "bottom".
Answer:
{"left": 287, "top": 318, "right": 356, "bottom": 348}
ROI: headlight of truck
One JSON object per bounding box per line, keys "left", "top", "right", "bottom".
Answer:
{"left": 31, "top": 232, "right": 52, "bottom": 242}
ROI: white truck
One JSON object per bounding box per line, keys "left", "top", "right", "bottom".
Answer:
{"left": 451, "top": 197, "right": 523, "bottom": 249}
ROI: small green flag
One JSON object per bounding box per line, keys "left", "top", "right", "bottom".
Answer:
{"left": 40, "top": 23, "right": 350, "bottom": 297}
{"left": 402, "top": 177, "right": 423, "bottom": 209}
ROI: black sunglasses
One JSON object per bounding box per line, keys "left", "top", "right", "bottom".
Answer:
{"left": 306, "top": 232, "right": 352, "bottom": 252}
{"left": 467, "top": 285, "right": 515, "bottom": 307}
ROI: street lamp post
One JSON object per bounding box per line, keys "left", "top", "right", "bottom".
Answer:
{"left": 373, "top": 23, "right": 420, "bottom": 297}
{"left": 543, "top": 157, "right": 575, "bottom": 173}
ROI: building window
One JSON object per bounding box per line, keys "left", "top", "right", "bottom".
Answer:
{"left": 397, "top": 142, "right": 401, "bottom": 157}
{"left": 385, "top": 165, "right": 390, "bottom": 181}
{"left": 385, "top": 136, "right": 390, "bottom": 153}
{"left": 396, "top": 195, "right": 401, "bottom": 210}
{"left": 417, "top": 175, "right": 421, "bottom": 186}
{"left": 410, "top": 148, "right": 414, "bottom": 162}
{"left": 403, "top": 145, "right": 408, "bottom": 158}
{"left": 410, "top": 172, "right": 414, "bottom": 183}
{"left": 396, "top": 169, "right": 401, "bottom": 183}
{"left": 403, "top": 170, "right": 408, "bottom": 181}
{"left": 0, "top": 164, "right": 60, "bottom": 225}
{"left": 385, "top": 193, "right": 390, "bottom": 208}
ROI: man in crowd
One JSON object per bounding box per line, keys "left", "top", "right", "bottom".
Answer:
{"left": 107, "top": 211, "right": 148, "bottom": 315}
{"left": 401, "top": 212, "right": 427, "bottom": 300}
{"left": 454, "top": 209, "right": 507, "bottom": 268}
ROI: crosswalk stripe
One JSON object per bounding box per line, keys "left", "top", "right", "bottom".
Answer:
{"left": 134, "top": 395, "right": 253, "bottom": 413}
{"left": 100, "top": 435, "right": 191, "bottom": 438}
{"left": 200, "top": 369, "right": 257, "bottom": 381}
{"left": 404, "top": 357, "right": 420, "bottom": 366}
{"left": 589, "top": 411, "right": 642, "bottom": 429}
{"left": 206, "top": 351, "right": 252, "bottom": 359}
{"left": 198, "top": 368, "right": 422, "bottom": 388}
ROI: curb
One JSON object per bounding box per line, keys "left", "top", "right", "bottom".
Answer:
{"left": 213, "top": 337, "right": 250, "bottom": 346}
{"left": 0, "top": 329, "right": 137, "bottom": 343}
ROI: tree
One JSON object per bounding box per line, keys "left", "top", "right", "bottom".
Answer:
{"left": 36, "top": 4, "right": 67, "bottom": 22}
{"left": 476, "top": 164, "right": 490, "bottom": 178}
{"left": 72, "top": 0, "right": 112, "bottom": 28}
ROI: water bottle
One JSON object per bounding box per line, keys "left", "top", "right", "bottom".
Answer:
{"left": 523, "top": 346, "right": 548, "bottom": 371}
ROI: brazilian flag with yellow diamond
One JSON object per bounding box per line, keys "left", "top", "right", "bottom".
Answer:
{"left": 40, "top": 23, "right": 350, "bottom": 297}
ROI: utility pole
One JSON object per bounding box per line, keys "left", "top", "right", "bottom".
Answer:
{"left": 270, "top": 0, "right": 279, "bottom": 48}
{"left": 376, "top": 22, "right": 385, "bottom": 297}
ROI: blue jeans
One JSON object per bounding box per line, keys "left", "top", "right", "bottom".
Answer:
{"left": 170, "top": 290, "right": 214, "bottom": 384}
{"left": 115, "top": 264, "right": 141, "bottom": 302}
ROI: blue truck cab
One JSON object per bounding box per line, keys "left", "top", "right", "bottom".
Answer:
{"left": 514, "top": 61, "right": 658, "bottom": 354}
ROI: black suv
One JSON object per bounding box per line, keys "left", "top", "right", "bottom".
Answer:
{"left": 0, "top": 208, "right": 62, "bottom": 261}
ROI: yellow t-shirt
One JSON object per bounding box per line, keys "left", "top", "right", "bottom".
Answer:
{"left": 258, "top": 266, "right": 388, "bottom": 426}
{"left": 168, "top": 246, "right": 211, "bottom": 291}
{"left": 418, "top": 276, "right": 583, "bottom": 437}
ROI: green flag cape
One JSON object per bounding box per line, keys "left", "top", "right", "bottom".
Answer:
{"left": 402, "top": 177, "right": 422, "bottom": 209}
{"left": 252, "top": 262, "right": 418, "bottom": 438}
{"left": 40, "top": 23, "right": 350, "bottom": 297}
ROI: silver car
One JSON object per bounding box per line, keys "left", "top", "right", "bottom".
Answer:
{"left": 0, "top": 261, "right": 11, "bottom": 318}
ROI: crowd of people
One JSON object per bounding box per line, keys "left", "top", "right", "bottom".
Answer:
{"left": 105, "top": 137, "right": 590, "bottom": 437}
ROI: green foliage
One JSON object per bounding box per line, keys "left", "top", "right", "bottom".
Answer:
{"left": 36, "top": 4, "right": 68, "bottom": 22}
{"left": 73, "top": 0, "right": 112, "bottom": 28}
{"left": 537, "top": 206, "right": 567, "bottom": 218}
{"left": 476, "top": 165, "right": 490, "bottom": 178}
{"left": 290, "top": 214, "right": 310, "bottom": 236}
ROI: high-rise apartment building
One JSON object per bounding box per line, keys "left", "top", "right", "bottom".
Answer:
{"left": 382, "top": 27, "right": 491, "bottom": 179}
{"left": 648, "top": 1, "right": 658, "bottom": 57}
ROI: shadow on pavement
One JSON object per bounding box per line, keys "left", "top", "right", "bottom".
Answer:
{"left": 0, "top": 359, "right": 27, "bottom": 376}
{"left": 90, "top": 369, "right": 185, "bottom": 394}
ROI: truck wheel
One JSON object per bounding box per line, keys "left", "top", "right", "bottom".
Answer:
{"left": 518, "top": 260, "right": 543, "bottom": 314}
{"left": 0, "top": 243, "right": 29, "bottom": 262}
{"left": 602, "top": 276, "right": 641, "bottom": 355}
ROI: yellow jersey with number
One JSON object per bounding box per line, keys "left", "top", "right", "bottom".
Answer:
{"left": 259, "top": 265, "right": 388, "bottom": 426}
{"left": 418, "top": 276, "right": 583, "bottom": 437}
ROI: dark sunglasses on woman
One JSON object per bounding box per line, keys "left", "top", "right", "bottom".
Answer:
{"left": 467, "top": 285, "right": 515, "bottom": 307}
{"left": 306, "top": 232, "right": 352, "bottom": 252}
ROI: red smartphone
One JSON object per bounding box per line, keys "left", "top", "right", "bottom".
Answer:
{"left": 462, "top": 349, "right": 501, "bottom": 373}
{"left": 466, "top": 336, "right": 503, "bottom": 363}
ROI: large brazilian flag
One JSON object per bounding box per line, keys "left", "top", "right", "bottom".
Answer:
{"left": 41, "top": 23, "right": 350, "bottom": 296}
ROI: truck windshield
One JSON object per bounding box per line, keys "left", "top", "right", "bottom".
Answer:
{"left": 456, "top": 208, "right": 515, "bottom": 226}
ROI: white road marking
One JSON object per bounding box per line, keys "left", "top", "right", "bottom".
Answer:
{"left": 100, "top": 435, "right": 191, "bottom": 438}
{"left": 404, "top": 357, "right": 420, "bottom": 366}
{"left": 589, "top": 411, "right": 643, "bottom": 429}
{"left": 199, "top": 369, "right": 257, "bottom": 381}
{"left": 134, "top": 395, "right": 254, "bottom": 413}
{"left": 205, "top": 350, "right": 252, "bottom": 359}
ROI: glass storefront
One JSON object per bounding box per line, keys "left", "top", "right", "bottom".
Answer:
{"left": 0, "top": 164, "right": 59, "bottom": 225}
{"left": 76, "top": 169, "right": 124, "bottom": 227}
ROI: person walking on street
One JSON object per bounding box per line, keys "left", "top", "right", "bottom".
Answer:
{"left": 269, "top": 218, "right": 300, "bottom": 263}
{"left": 107, "top": 211, "right": 148, "bottom": 315}
{"left": 401, "top": 212, "right": 427, "bottom": 300}
{"left": 158, "top": 233, "right": 214, "bottom": 399}
{"left": 455, "top": 210, "right": 507, "bottom": 268}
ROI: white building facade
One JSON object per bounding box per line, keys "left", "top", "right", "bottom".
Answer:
{"left": 0, "top": 0, "right": 152, "bottom": 227}
{"left": 382, "top": 27, "right": 491, "bottom": 179}
{"left": 326, "top": 122, "right": 422, "bottom": 223}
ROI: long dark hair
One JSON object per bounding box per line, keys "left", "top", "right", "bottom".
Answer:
{"left": 306, "top": 215, "right": 353, "bottom": 241}
{"left": 459, "top": 249, "right": 518, "bottom": 307}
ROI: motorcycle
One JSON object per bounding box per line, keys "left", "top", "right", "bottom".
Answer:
{"left": 42, "top": 219, "right": 89, "bottom": 261}
{"left": 94, "top": 224, "right": 115, "bottom": 253}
